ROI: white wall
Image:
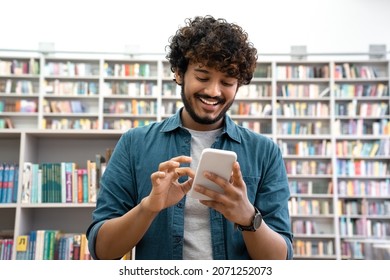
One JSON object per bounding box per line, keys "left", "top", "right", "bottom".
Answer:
{"left": 1, "top": 0, "right": 390, "bottom": 58}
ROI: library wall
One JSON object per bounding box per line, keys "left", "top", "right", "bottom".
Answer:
{"left": 0, "top": 54, "right": 389, "bottom": 260}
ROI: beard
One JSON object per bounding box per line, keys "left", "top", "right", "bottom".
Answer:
{"left": 180, "top": 82, "right": 234, "bottom": 125}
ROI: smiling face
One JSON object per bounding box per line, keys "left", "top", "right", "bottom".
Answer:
{"left": 177, "top": 62, "right": 238, "bottom": 131}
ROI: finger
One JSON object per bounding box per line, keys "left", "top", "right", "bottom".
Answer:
{"left": 159, "top": 160, "right": 179, "bottom": 171}
{"left": 203, "top": 171, "right": 230, "bottom": 191}
{"left": 171, "top": 155, "right": 192, "bottom": 164}
{"left": 181, "top": 178, "right": 193, "bottom": 194}
{"left": 158, "top": 156, "right": 192, "bottom": 171}
{"left": 193, "top": 183, "right": 225, "bottom": 202}
{"left": 175, "top": 167, "right": 195, "bottom": 178}
{"left": 199, "top": 199, "right": 221, "bottom": 210}
{"left": 231, "top": 161, "right": 242, "bottom": 185}
{"left": 150, "top": 171, "right": 166, "bottom": 184}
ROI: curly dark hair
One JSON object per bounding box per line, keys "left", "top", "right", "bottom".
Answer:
{"left": 165, "top": 15, "right": 258, "bottom": 86}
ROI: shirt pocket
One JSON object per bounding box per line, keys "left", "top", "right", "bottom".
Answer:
{"left": 242, "top": 176, "right": 260, "bottom": 203}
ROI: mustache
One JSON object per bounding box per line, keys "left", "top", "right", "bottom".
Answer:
{"left": 194, "top": 93, "right": 225, "bottom": 104}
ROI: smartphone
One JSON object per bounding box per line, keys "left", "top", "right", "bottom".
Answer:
{"left": 189, "top": 148, "right": 237, "bottom": 200}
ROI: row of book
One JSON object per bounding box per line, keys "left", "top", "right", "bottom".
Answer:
{"left": 162, "top": 82, "right": 181, "bottom": 97}
{"left": 276, "top": 101, "right": 330, "bottom": 117}
{"left": 253, "top": 65, "right": 272, "bottom": 78}
{"left": 339, "top": 217, "right": 390, "bottom": 238}
{"left": 15, "top": 230, "right": 91, "bottom": 260}
{"left": 277, "top": 121, "right": 329, "bottom": 135}
{"left": 103, "top": 62, "right": 154, "bottom": 78}
{"left": 229, "top": 102, "right": 272, "bottom": 116}
{"left": 336, "top": 159, "right": 389, "bottom": 177}
{"left": 334, "top": 118, "right": 390, "bottom": 135}
{"left": 237, "top": 84, "right": 272, "bottom": 98}
{"left": 0, "top": 99, "right": 37, "bottom": 113}
{"left": 103, "top": 100, "right": 157, "bottom": 115}
{"left": 160, "top": 101, "right": 184, "bottom": 115}
{"left": 103, "top": 81, "right": 158, "bottom": 96}
{"left": 0, "top": 163, "right": 18, "bottom": 203}
{"left": 289, "top": 197, "right": 332, "bottom": 215}
{"left": 277, "top": 84, "right": 329, "bottom": 98}
{"left": 341, "top": 240, "right": 390, "bottom": 260}
{"left": 0, "top": 118, "right": 14, "bottom": 129}
{"left": 102, "top": 119, "right": 153, "bottom": 130}
{"left": 45, "top": 80, "right": 98, "bottom": 95}
{"left": 0, "top": 236, "right": 13, "bottom": 260}
{"left": 336, "top": 139, "right": 390, "bottom": 157}
{"left": 289, "top": 180, "right": 333, "bottom": 195}
{"left": 276, "top": 65, "right": 330, "bottom": 79}
{"left": 44, "top": 62, "right": 99, "bottom": 77}
{"left": 334, "top": 63, "right": 382, "bottom": 79}
{"left": 337, "top": 200, "right": 390, "bottom": 216}
{"left": 284, "top": 160, "right": 332, "bottom": 176}
{"left": 293, "top": 239, "right": 334, "bottom": 257}
{"left": 235, "top": 120, "right": 272, "bottom": 134}
{"left": 20, "top": 157, "right": 107, "bottom": 204}
{"left": 335, "top": 101, "right": 389, "bottom": 117}
{"left": 43, "top": 99, "right": 86, "bottom": 114}
{"left": 278, "top": 139, "right": 332, "bottom": 156}
{"left": 334, "top": 83, "right": 388, "bottom": 97}
{"left": 0, "top": 79, "right": 39, "bottom": 94}
{"left": 292, "top": 220, "right": 324, "bottom": 235}
{"left": 41, "top": 118, "right": 99, "bottom": 130}
{"left": 0, "top": 58, "right": 40, "bottom": 75}
{"left": 338, "top": 179, "right": 390, "bottom": 196}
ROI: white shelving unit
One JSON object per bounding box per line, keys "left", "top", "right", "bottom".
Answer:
{"left": 0, "top": 53, "right": 389, "bottom": 260}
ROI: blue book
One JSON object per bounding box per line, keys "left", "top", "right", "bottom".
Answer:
{"left": 1, "top": 164, "right": 9, "bottom": 203}
{"left": 0, "top": 163, "right": 4, "bottom": 202}
{"left": 12, "top": 164, "right": 19, "bottom": 203}
{"left": 6, "top": 164, "right": 15, "bottom": 203}
{"left": 28, "top": 230, "right": 37, "bottom": 260}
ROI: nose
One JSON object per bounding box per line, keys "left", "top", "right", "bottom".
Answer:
{"left": 204, "top": 81, "right": 221, "bottom": 97}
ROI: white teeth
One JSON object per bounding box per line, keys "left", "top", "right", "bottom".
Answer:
{"left": 199, "top": 97, "right": 218, "bottom": 105}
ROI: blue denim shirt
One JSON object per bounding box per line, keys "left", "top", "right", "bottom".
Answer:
{"left": 87, "top": 109, "right": 293, "bottom": 260}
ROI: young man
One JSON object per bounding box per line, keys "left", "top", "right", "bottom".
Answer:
{"left": 86, "top": 15, "right": 293, "bottom": 260}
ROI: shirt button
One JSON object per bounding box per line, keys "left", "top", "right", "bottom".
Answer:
{"left": 176, "top": 237, "right": 182, "bottom": 244}
{"left": 177, "top": 202, "right": 183, "bottom": 208}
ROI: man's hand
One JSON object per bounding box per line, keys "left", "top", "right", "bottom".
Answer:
{"left": 143, "top": 156, "right": 194, "bottom": 213}
{"left": 194, "top": 161, "right": 254, "bottom": 227}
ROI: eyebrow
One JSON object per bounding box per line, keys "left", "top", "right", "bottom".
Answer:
{"left": 193, "top": 67, "right": 209, "bottom": 74}
{"left": 193, "top": 67, "right": 233, "bottom": 79}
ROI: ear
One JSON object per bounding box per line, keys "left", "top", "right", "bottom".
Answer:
{"left": 175, "top": 71, "right": 182, "bottom": 85}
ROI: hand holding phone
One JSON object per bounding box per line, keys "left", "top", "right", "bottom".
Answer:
{"left": 189, "top": 148, "right": 237, "bottom": 200}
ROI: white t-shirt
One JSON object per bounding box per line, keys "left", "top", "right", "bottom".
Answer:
{"left": 183, "top": 127, "right": 222, "bottom": 260}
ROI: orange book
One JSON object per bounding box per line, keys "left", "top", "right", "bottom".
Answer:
{"left": 77, "top": 169, "right": 83, "bottom": 203}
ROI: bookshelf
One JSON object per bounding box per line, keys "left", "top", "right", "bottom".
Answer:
{"left": 0, "top": 53, "right": 389, "bottom": 260}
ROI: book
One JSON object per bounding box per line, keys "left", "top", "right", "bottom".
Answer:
{"left": 31, "top": 163, "right": 40, "bottom": 203}
{"left": 5, "top": 164, "right": 15, "bottom": 203}
{"left": 34, "top": 230, "right": 45, "bottom": 260}
{"left": 15, "top": 235, "right": 29, "bottom": 260}
{"left": 95, "top": 153, "right": 106, "bottom": 193}
{"left": 72, "top": 234, "right": 81, "bottom": 260}
{"left": 12, "top": 164, "right": 19, "bottom": 203}
{"left": 77, "top": 169, "right": 83, "bottom": 203}
{"left": 1, "top": 164, "right": 10, "bottom": 203}
{"left": 82, "top": 169, "right": 88, "bottom": 203}
{"left": 27, "top": 230, "right": 37, "bottom": 260}
{"left": 65, "top": 162, "right": 74, "bottom": 203}
{"left": 87, "top": 160, "right": 97, "bottom": 203}
{"left": 0, "top": 164, "right": 4, "bottom": 202}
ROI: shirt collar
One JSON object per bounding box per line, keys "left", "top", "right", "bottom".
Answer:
{"left": 160, "top": 108, "right": 241, "bottom": 143}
